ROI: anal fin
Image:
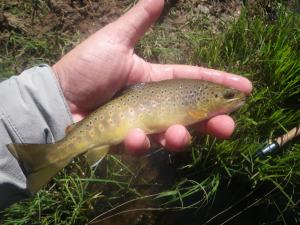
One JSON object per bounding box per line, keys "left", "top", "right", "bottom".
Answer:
{"left": 84, "top": 145, "right": 110, "bottom": 167}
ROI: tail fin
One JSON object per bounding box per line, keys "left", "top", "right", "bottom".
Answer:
{"left": 7, "top": 143, "right": 72, "bottom": 195}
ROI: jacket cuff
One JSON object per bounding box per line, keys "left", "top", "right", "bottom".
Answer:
{"left": 0, "top": 64, "right": 73, "bottom": 144}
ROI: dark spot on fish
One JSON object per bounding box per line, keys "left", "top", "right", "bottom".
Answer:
{"left": 215, "top": 94, "right": 218, "bottom": 98}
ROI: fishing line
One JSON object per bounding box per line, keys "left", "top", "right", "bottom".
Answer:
{"left": 88, "top": 193, "right": 160, "bottom": 224}
{"left": 204, "top": 172, "right": 295, "bottom": 225}
{"left": 89, "top": 206, "right": 196, "bottom": 224}
{"left": 203, "top": 190, "right": 255, "bottom": 225}
{"left": 218, "top": 187, "right": 277, "bottom": 225}
{"left": 89, "top": 190, "right": 203, "bottom": 224}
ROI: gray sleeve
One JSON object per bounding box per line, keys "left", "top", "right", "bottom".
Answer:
{"left": 0, "top": 64, "right": 73, "bottom": 210}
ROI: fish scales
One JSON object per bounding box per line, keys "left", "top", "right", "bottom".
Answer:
{"left": 67, "top": 80, "right": 221, "bottom": 146}
{"left": 7, "top": 79, "right": 246, "bottom": 194}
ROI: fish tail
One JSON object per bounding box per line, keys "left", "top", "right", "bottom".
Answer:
{"left": 7, "top": 142, "right": 72, "bottom": 195}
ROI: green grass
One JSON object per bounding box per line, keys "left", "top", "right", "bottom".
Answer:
{"left": 1, "top": 1, "right": 300, "bottom": 225}
{"left": 0, "top": 0, "right": 80, "bottom": 77}
{"left": 0, "top": 31, "right": 79, "bottom": 77}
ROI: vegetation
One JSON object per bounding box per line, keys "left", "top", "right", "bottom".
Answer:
{"left": 1, "top": 0, "right": 300, "bottom": 224}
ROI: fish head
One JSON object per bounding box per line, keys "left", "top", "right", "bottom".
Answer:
{"left": 196, "top": 84, "right": 246, "bottom": 117}
{"left": 219, "top": 88, "right": 246, "bottom": 111}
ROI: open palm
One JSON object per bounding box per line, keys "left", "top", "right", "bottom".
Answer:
{"left": 53, "top": 0, "right": 252, "bottom": 153}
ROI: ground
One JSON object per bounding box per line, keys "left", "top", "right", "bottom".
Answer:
{"left": 0, "top": 0, "right": 246, "bottom": 76}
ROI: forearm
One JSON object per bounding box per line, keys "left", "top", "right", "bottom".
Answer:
{"left": 0, "top": 65, "right": 73, "bottom": 210}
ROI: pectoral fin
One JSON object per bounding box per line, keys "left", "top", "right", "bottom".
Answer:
{"left": 84, "top": 145, "right": 110, "bottom": 167}
{"left": 188, "top": 110, "right": 208, "bottom": 120}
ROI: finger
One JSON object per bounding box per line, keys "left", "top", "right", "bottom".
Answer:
{"left": 124, "top": 128, "right": 151, "bottom": 154}
{"left": 112, "top": 0, "right": 164, "bottom": 47}
{"left": 153, "top": 124, "right": 191, "bottom": 152}
{"left": 196, "top": 115, "right": 235, "bottom": 139}
{"left": 149, "top": 64, "right": 253, "bottom": 94}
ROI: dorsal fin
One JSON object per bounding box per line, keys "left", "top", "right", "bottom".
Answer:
{"left": 120, "top": 82, "right": 147, "bottom": 95}
{"left": 84, "top": 145, "right": 110, "bottom": 167}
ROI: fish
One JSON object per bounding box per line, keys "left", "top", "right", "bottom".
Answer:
{"left": 7, "top": 79, "right": 246, "bottom": 194}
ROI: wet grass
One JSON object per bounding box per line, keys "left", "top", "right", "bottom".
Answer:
{"left": 1, "top": 0, "right": 300, "bottom": 224}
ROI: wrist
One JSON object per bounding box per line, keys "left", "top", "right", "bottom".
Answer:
{"left": 52, "top": 64, "right": 83, "bottom": 122}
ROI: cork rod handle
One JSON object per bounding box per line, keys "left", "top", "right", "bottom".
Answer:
{"left": 273, "top": 125, "right": 300, "bottom": 147}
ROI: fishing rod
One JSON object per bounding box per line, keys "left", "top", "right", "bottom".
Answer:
{"left": 255, "top": 124, "right": 300, "bottom": 158}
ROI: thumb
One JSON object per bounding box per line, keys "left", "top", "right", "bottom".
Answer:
{"left": 111, "top": 0, "right": 164, "bottom": 47}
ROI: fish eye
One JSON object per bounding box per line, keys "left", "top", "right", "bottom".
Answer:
{"left": 223, "top": 90, "right": 236, "bottom": 99}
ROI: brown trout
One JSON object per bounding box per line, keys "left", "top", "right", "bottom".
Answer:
{"left": 7, "top": 79, "right": 246, "bottom": 194}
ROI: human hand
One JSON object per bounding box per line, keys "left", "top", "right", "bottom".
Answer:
{"left": 52, "top": 0, "right": 252, "bottom": 153}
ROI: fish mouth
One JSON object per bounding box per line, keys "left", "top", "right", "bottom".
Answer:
{"left": 209, "top": 95, "right": 247, "bottom": 118}
{"left": 228, "top": 96, "right": 246, "bottom": 112}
